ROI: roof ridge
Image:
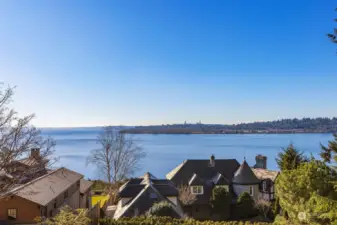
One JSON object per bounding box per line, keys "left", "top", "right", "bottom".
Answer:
{"left": 8, "top": 167, "right": 65, "bottom": 194}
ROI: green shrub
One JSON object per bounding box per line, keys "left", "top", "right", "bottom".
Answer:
{"left": 236, "top": 192, "right": 257, "bottom": 218}
{"left": 99, "top": 216, "right": 272, "bottom": 225}
{"left": 146, "top": 201, "right": 178, "bottom": 218}
{"left": 210, "top": 187, "right": 231, "bottom": 220}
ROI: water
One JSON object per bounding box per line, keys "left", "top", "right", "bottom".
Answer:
{"left": 41, "top": 128, "right": 334, "bottom": 180}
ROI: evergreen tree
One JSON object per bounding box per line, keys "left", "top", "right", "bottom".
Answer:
{"left": 276, "top": 144, "right": 308, "bottom": 171}
{"left": 327, "top": 8, "right": 337, "bottom": 53}
{"left": 320, "top": 134, "right": 337, "bottom": 163}
{"left": 275, "top": 160, "right": 337, "bottom": 224}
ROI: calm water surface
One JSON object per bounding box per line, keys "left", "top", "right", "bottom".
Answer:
{"left": 42, "top": 128, "right": 333, "bottom": 179}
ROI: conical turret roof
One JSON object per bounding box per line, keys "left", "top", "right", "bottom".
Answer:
{"left": 232, "top": 160, "right": 260, "bottom": 185}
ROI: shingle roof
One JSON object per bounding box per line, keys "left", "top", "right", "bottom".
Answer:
{"left": 9, "top": 167, "right": 83, "bottom": 206}
{"left": 166, "top": 159, "right": 240, "bottom": 186}
{"left": 115, "top": 172, "right": 183, "bottom": 219}
{"left": 80, "top": 179, "right": 93, "bottom": 194}
{"left": 119, "top": 172, "right": 178, "bottom": 198}
{"left": 232, "top": 160, "right": 260, "bottom": 185}
{"left": 252, "top": 168, "right": 279, "bottom": 182}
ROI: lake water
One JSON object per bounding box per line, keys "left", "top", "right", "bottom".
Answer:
{"left": 42, "top": 128, "right": 334, "bottom": 180}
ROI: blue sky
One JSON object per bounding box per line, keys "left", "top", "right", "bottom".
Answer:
{"left": 0, "top": 0, "right": 336, "bottom": 127}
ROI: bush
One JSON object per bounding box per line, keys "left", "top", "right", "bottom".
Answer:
{"left": 99, "top": 216, "right": 272, "bottom": 225}
{"left": 210, "top": 187, "right": 231, "bottom": 220}
{"left": 236, "top": 192, "right": 257, "bottom": 218}
{"left": 146, "top": 201, "right": 178, "bottom": 218}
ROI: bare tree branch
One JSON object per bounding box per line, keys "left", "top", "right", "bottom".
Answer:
{"left": 0, "top": 84, "right": 55, "bottom": 195}
{"left": 178, "top": 185, "right": 196, "bottom": 205}
{"left": 86, "top": 126, "right": 146, "bottom": 188}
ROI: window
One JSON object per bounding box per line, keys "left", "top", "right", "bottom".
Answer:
{"left": 54, "top": 200, "right": 57, "bottom": 209}
{"left": 191, "top": 186, "right": 203, "bottom": 195}
{"left": 7, "top": 209, "right": 17, "bottom": 220}
{"left": 64, "top": 191, "right": 68, "bottom": 199}
{"left": 77, "top": 180, "right": 80, "bottom": 187}
{"left": 249, "top": 186, "right": 253, "bottom": 196}
{"left": 263, "top": 181, "right": 267, "bottom": 191}
{"left": 49, "top": 210, "right": 53, "bottom": 217}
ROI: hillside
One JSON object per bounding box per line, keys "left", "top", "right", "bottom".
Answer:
{"left": 121, "top": 117, "right": 337, "bottom": 134}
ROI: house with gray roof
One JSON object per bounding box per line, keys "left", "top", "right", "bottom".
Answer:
{"left": 113, "top": 172, "right": 184, "bottom": 219}
{"left": 0, "top": 167, "right": 93, "bottom": 224}
{"left": 166, "top": 154, "right": 278, "bottom": 220}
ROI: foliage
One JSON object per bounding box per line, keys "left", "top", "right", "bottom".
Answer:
{"left": 238, "top": 192, "right": 253, "bottom": 203}
{"left": 275, "top": 144, "right": 308, "bottom": 171}
{"left": 237, "top": 192, "right": 257, "bottom": 218}
{"left": 210, "top": 186, "right": 231, "bottom": 219}
{"left": 320, "top": 133, "right": 337, "bottom": 164}
{"left": 86, "top": 126, "right": 145, "bottom": 184}
{"left": 146, "top": 201, "right": 178, "bottom": 217}
{"left": 272, "top": 197, "right": 281, "bottom": 218}
{"left": 275, "top": 160, "right": 337, "bottom": 224}
{"left": 254, "top": 199, "right": 271, "bottom": 221}
{"left": 0, "top": 84, "right": 55, "bottom": 194}
{"left": 99, "top": 216, "right": 271, "bottom": 225}
{"left": 178, "top": 185, "right": 197, "bottom": 205}
{"left": 36, "top": 206, "right": 91, "bottom": 225}
{"left": 327, "top": 8, "right": 337, "bottom": 52}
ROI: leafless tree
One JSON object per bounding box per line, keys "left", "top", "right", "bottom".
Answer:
{"left": 0, "top": 84, "right": 55, "bottom": 195}
{"left": 178, "top": 185, "right": 197, "bottom": 205}
{"left": 86, "top": 126, "right": 145, "bottom": 185}
{"left": 254, "top": 198, "right": 272, "bottom": 221}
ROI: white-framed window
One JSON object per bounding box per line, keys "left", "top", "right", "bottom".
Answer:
{"left": 191, "top": 186, "right": 203, "bottom": 195}
{"left": 216, "top": 185, "right": 229, "bottom": 192}
{"left": 249, "top": 186, "right": 253, "bottom": 196}
{"left": 7, "top": 208, "right": 17, "bottom": 220}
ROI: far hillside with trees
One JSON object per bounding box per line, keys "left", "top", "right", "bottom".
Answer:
{"left": 122, "top": 117, "right": 337, "bottom": 134}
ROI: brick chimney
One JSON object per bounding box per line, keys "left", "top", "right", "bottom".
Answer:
{"left": 30, "top": 148, "right": 40, "bottom": 159}
{"left": 209, "top": 154, "right": 215, "bottom": 167}
{"left": 255, "top": 154, "right": 267, "bottom": 169}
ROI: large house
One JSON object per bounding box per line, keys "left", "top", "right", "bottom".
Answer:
{"left": 113, "top": 172, "right": 184, "bottom": 219}
{"left": 0, "top": 167, "right": 93, "bottom": 224}
{"left": 166, "top": 155, "right": 279, "bottom": 220}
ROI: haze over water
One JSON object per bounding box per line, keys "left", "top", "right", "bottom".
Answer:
{"left": 42, "top": 128, "right": 333, "bottom": 179}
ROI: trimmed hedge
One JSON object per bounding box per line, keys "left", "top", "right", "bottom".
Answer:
{"left": 99, "top": 217, "right": 271, "bottom": 225}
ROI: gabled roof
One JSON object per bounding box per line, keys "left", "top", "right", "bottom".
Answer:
{"left": 252, "top": 168, "right": 279, "bottom": 182}
{"left": 188, "top": 174, "right": 203, "bottom": 186}
{"left": 7, "top": 167, "right": 83, "bottom": 206}
{"left": 214, "top": 173, "right": 230, "bottom": 185}
{"left": 80, "top": 179, "right": 93, "bottom": 194}
{"left": 119, "top": 172, "right": 179, "bottom": 198}
{"left": 166, "top": 159, "right": 240, "bottom": 186}
{"left": 115, "top": 172, "right": 182, "bottom": 219}
{"left": 232, "top": 160, "right": 260, "bottom": 185}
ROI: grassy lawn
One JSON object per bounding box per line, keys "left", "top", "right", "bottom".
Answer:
{"left": 91, "top": 195, "right": 110, "bottom": 208}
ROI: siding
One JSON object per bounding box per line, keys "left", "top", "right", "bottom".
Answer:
{"left": 233, "top": 184, "right": 259, "bottom": 201}
{"left": 0, "top": 196, "right": 41, "bottom": 223}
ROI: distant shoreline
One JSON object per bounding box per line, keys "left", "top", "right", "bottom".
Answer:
{"left": 121, "top": 130, "right": 334, "bottom": 135}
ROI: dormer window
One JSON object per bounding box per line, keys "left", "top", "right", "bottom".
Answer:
{"left": 191, "top": 186, "right": 203, "bottom": 195}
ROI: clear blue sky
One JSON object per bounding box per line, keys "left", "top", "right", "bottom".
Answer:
{"left": 0, "top": 0, "right": 336, "bottom": 127}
